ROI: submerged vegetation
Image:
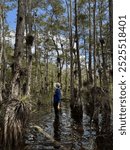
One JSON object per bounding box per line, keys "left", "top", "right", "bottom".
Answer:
{"left": 0, "top": 0, "right": 113, "bottom": 149}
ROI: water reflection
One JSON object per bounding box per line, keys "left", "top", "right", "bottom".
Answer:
{"left": 95, "top": 133, "right": 113, "bottom": 150}
{"left": 70, "top": 105, "right": 84, "bottom": 149}
{"left": 24, "top": 100, "right": 112, "bottom": 150}
{"left": 53, "top": 114, "right": 61, "bottom": 142}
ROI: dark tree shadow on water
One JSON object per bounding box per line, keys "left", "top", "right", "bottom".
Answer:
{"left": 70, "top": 88, "right": 83, "bottom": 125}
{"left": 53, "top": 114, "right": 61, "bottom": 142}
{"left": 71, "top": 106, "right": 83, "bottom": 125}
{"left": 95, "top": 133, "right": 113, "bottom": 150}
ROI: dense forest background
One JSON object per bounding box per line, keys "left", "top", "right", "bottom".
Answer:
{"left": 0, "top": 0, "right": 113, "bottom": 149}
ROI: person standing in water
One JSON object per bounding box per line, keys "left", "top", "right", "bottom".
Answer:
{"left": 53, "top": 83, "right": 61, "bottom": 115}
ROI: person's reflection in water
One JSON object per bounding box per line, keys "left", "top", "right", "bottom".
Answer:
{"left": 53, "top": 114, "right": 61, "bottom": 142}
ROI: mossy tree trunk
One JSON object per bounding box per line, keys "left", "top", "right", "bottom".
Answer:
{"left": 11, "top": 0, "right": 26, "bottom": 99}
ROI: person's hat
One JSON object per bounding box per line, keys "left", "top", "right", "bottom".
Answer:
{"left": 54, "top": 82, "right": 61, "bottom": 88}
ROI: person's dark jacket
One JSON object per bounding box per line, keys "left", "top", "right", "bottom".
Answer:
{"left": 53, "top": 88, "right": 61, "bottom": 103}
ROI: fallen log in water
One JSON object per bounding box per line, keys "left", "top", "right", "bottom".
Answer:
{"left": 31, "top": 125, "right": 68, "bottom": 150}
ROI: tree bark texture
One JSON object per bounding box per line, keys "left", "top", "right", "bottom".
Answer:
{"left": 11, "top": 0, "right": 26, "bottom": 98}
{"left": 74, "top": 0, "right": 82, "bottom": 99}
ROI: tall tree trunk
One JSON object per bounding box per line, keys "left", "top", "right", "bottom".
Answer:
{"left": 74, "top": 0, "right": 82, "bottom": 99}
{"left": 52, "top": 37, "right": 61, "bottom": 83}
{"left": 0, "top": 3, "right": 4, "bottom": 102}
{"left": 65, "top": 47, "right": 68, "bottom": 96}
{"left": 69, "top": 0, "right": 74, "bottom": 101}
{"left": 93, "top": 0, "right": 97, "bottom": 87}
{"left": 45, "top": 48, "right": 49, "bottom": 93}
{"left": 11, "top": 0, "right": 25, "bottom": 98}
{"left": 1, "top": 2, "right": 6, "bottom": 90}
{"left": 65, "top": 0, "right": 69, "bottom": 97}
{"left": 26, "top": 53, "right": 32, "bottom": 96}
{"left": 109, "top": 0, "right": 113, "bottom": 71}
{"left": 88, "top": 0, "right": 93, "bottom": 83}
{"left": 59, "top": 40, "right": 64, "bottom": 85}
{"left": 34, "top": 20, "right": 38, "bottom": 87}
{"left": 0, "top": 1, "right": 6, "bottom": 102}
{"left": 25, "top": 0, "right": 33, "bottom": 97}
{"left": 98, "top": 0, "right": 103, "bottom": 87}
{"left": 101, "top": 43, "right": 107, "bottom": 87}
{"left": 99, "top": 0, "right": 107, "bottom": 87}
{"left": 83, "top": 24, "right": 88, "bottom": 80}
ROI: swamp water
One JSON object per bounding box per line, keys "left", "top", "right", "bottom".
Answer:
{"left": 24, "top": 101, "right": 112, "bottom": 150}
